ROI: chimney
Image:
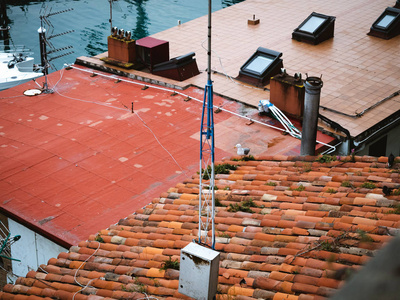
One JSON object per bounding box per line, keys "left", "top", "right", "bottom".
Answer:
{"left": 301, "top": 76, "right": 323, "bottom": 156}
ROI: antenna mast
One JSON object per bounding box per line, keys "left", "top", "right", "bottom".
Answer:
{"left": 38, "top": 6, "right": 74, "bottom": 93}
{"left": 198, "top": 0, "right": 215, "bottom": 249}
{"left": 109, "top": 0, "right": 120, "bottom": 32}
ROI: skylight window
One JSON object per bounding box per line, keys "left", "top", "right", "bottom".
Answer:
{"left": 244, "top": 56, "right": 274, "bottom": 75}
{"left": 368, "top": 7, "right": 400, "bottom": 39}
{"left": 237, "top": 47, "right": 283, "bottom": 87}
{"left": 298, "top": 16, "right": 326, "bottom": 33}
{"left": 292, "top": 12, "right": 336, "bottom": 45}
{"left": 377, "top": 15, "right": 395, "bottom": 28}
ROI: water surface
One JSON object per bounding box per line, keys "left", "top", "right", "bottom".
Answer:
{"left": 1, "top": 0, "right": 244, "bottom": 72}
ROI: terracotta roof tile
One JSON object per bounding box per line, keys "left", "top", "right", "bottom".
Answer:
{"left": 2, "top": 153, "right": 400, "bottom": 299}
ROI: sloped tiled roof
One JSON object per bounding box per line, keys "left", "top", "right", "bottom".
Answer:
{"left": 1, "top": 155, "right": 400, "bottom": 300}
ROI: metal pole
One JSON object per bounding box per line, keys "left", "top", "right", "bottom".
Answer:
{"left": 38, "top": 26, "right": 47, "bottom": 76}
{"left": 109, "top": 0, "right": 113, "bottom": 33}
{"left": 198, "top": 0, "right": 215, "bottom": 249}
{"left": 207, "top": 0, "right": 211, "bottom": 84}
{"left": 301, "top": 77, "right": 323, "bottom": 155}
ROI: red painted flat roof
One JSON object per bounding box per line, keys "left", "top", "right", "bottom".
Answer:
{"left": 0, "top": 66, "right": 331, "bottom": 247}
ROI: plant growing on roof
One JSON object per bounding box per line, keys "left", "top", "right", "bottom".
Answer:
{"left": 303, "top": 163, "right": 312, "bottom": 173}
{"left": 361, "top": 182, "right": 376, "bottom": 189}
{"left": 316, "top": 154, "right": 336, "bottom": 163}
{"left": 153, "top": 279, "right": 160, "bottom": 287}
{"left": 121, "top": 284, "right": 136, "bottom": 293}
{"left": 201, "top": 163, "right": 237, "bottom": 180}
{"left": 326, "top": 188, "right": 337, "bottom": 194}
{"left": 320, "top": 240, "right": 339, "bottom": 252}
{"left": 242, "top": 198, "right": 261, "bottom": 207}
{"left": 217, "top": 231, "right": 230, "bottom": 238}
{"left": 290, "top": 184, "right": 305, "bottom": 192}
{"left": 228, "top": 203, "right": 253, "bottom": 213}
{"left": 227, "top": 197, "right": 261, "bottom": 213}
{"left": 136, "top": 283, "right": 147, "bottom": 294}
{"left": 294, "top": 231, "right": 350, "bottom": 258}
{"left": 357, "top": 229, "right": 374, "bottom": 243}
{"left": 160, "top": 257, "right": 180, "bottom": 271}
{"left": 265, "top": 181, "right": 277, "bottom": 186}
{"left": 95, "top": 234, "right": 104, "bottom": 243}
{"left": 131, "top": 277, "right": 147, "bottom": 293}
{"left": 387, "top": 203, "right": 400, "bottom": 214}
{"left": 215, "top": 198, "right": 226, "bottom": 207}
{"left": 341, "top": 180, "right": 353, "bottom": 188}
{"left": 232, "top": 155, "right": 256, "bottom": 161}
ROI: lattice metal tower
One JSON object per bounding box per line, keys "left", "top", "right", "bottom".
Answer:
{"left": 198, "top": 0, "right": 216, "bottom": 249}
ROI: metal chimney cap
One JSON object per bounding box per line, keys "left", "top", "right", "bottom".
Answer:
{"left": 304, "top": 76, "right": 323, "bottom": 94}
{"left": 305, "top": 76, "right": 323, "bottom": 86}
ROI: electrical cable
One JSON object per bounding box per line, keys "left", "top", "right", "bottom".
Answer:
{"left": 263, "top": 100, "right": 302, "bottom": 139}
{"left": 69, "top": 65, "right": 336, "bottom": 153}
{"left": 134, "top": 112, "right": 184, "bottom": 173}
{"left": 200, "top": 37, "right": 265, "bottom": 93}
{"left": 137, "top": 293, "right": 159, "bottom": 300}
{"left": 38, "top": 265, "right": 48, "bottom": 274}
{"left": 320, "top": 89, "right": 400, "bottom": 119}
{"left": 72, "top": 241, "right": 101, "bottom": 300}
{"left": 46, "top": 65, "right": 188, "bottom": 175}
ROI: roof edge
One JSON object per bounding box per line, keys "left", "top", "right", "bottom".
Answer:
{"left": 0, "top": 207, "right": 73, "bottom": 250}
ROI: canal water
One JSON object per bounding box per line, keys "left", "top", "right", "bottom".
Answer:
{"left": 1, "top": 0, "right": 244, "bottom": 72}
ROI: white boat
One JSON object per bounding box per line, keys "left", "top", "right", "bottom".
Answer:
{"left": 0, "top": 46, "right": 42, "bottom": 91}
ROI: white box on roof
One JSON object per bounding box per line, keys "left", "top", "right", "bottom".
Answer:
{"left": 178, "top": 242, "right": 220, "bottom": 300}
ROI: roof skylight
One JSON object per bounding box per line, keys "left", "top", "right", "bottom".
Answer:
{"left": 292, "top": 12, "right": 336, "bottom": 45}
{"left": 243, "top": 56, "right": 274, "bottom": 75}
{"left": 368, "top": 7, "right": 400, "bottom": 39}
{"left": 237, "top": 47, "right": 283, "bottom": 87}
{"left": 298, "top": 16, "right": 326, "bottom": 33}
{"left": 376, "top": 14, "right": 395, "bottom": 28}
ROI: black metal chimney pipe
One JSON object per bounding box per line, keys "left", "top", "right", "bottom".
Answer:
{"left": 301, "top": 76, "right": 323, "bottom": 156}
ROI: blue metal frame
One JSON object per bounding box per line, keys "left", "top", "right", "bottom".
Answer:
{"left": 198, "top": 79, "right": 215, "bottom": 249}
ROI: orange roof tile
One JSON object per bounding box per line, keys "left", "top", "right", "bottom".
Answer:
{"left": 1, "top": 154, "right": 399, "bottom": 299}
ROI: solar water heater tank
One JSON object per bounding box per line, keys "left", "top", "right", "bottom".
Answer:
{"left": 178, "top": 242, "right": 220, "bottom": 300}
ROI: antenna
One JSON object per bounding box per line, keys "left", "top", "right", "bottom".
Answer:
{"left": 38, "top": 6, "right": 74, "bottom": 93}
{"left": 109, "top": 0, "right": 120, "bottom": 32}
{"left": 198, "top": 0, "right": 215, "bottom": 249}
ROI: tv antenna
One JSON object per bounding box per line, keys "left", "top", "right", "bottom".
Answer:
{"left": 38, "top": 6, "right": 75, "bottom": 93}
{"left": 198, "top": 0, "right": 216, "bottom": 249}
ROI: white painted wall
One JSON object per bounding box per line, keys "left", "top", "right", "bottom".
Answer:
{"left": 8, "top": 219, "right": 67, "bottom": 282}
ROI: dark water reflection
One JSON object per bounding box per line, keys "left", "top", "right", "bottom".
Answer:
{"left": 1, "top": 0, "right": 245, "bottom": 72}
